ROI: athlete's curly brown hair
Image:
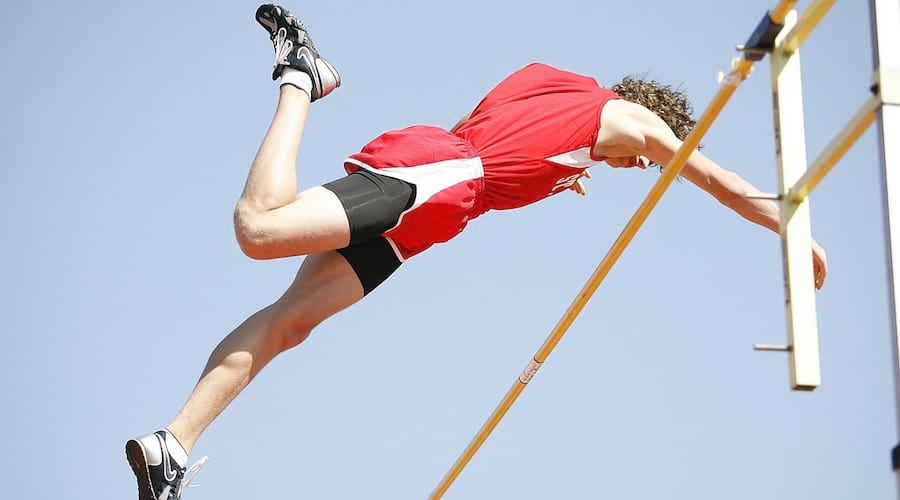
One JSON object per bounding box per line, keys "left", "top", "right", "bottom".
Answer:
{"left": 610, "top": 77, "right": 697, "bottom": 169}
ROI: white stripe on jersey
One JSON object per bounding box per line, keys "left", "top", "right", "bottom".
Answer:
{"left": 344, "top": 156, "right": 485, "bottom": 263}
{"left": 344, "top": 156, "right": 484, "bottom": 209}
{"left": 545, "top": 146, "right": 601, "bottom": 169}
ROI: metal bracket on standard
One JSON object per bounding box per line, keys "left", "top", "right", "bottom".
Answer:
{"left": 737, "top": 11, "right": 785, "bottom": 60}
{"left": 754, "top": 344, "right": 793, "bottom": 352}
{"left": 745, "top": 192, "right": 783, "bottom": 201}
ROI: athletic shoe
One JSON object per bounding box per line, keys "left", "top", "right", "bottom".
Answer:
{"left": 125, "top": 430, "right": 187, "bottom": 500}
{"left": 255, "top": 4, "right": 341, "bottom": 101}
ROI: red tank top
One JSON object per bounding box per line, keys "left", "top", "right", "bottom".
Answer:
{"left": 453, "top": 63, "right": 620, "bottom": 210}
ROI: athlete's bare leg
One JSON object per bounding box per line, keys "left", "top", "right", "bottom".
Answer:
{"left": 167, "top": 251, "right": 363, "bottom": 453}
{"left": 163, "top": 80, "right": 363, "bottom": 453}
{"left": 233, "top": 84, "right": 351, "bottom": 260}
{"left": 126, "top": 9, "right": 351, "bottom": 498}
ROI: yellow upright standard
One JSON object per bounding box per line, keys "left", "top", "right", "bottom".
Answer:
{"left": 770, "top": 9, "right": 821, "bottom": 390}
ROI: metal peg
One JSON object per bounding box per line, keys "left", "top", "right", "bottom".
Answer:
{"left": 753, "top": 343, "right": 793, "bottom": 352}
{"left": 745, "top": 192, "right": 783, "bottom": 200}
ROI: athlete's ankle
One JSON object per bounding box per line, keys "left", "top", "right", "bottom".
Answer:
{"left": 162, "top": 425, "right": 193, "bottom": 458}
{"left": 280, "top": 68, "right": 313, "bottom": 99}
{"left": 278, "top": 79, "right": 313, "bottom": 104}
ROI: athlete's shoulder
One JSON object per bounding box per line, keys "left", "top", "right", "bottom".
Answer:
{"left": 595, "top": 100, "right": 659, "bottom": 154}
{"left": 480, "top": 62, "right": 606, "bottom": 107}
{"left": 508, "top": 62, "right": 597, "bottom": 83}
{"left": 596, "top": 99, "right": 687, "bottom": 161}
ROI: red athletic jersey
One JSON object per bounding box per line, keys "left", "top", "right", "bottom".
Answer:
{"left": 453, "top": 62, "right": 620, "bottom": 210}
{"left": 344, "top": 63, "right": 620, "bottom": 260}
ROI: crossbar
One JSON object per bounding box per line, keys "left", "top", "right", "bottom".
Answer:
{"left": 782, "top": 0, "right": 837, "bottom": 54}
{"left": 788, "top": 94, "right": 881, "bottom": 202}
{"left": 771, "top": 0, "right": 801, "bottom": 25}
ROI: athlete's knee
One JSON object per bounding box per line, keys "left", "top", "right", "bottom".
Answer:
{"left": 272, "top": 319, "right": 315, "bottom": 352}
{"left": 278, "top": 326, "right": 312, "bottom": 352}
{"left": 268, "top": 305, "right": 321, "bottom": 352}
{"left": 233, "top": 203, "right": 274, "bottom": 260}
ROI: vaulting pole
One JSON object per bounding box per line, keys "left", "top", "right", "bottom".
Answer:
{"left": 427, "top": 3, "right": 802, "bottom": 497}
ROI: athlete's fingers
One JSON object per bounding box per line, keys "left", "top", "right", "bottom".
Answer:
{"left": 814, "top": 259, "right": 827, "bottom": 289}
{"left": 582, "top": 170, "right": 591, "bottom": 179}
{"left": 571, "top": 179, "right": 586, "bottom": 195}
{"left": 811, "top": 244, "right": 828, "bottom": 289}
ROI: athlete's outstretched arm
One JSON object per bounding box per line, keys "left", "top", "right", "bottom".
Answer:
{"left": 650, "top": 114, "right": 826, "bottom": 288}
{"left": 598, "top": 100, "right": 827, "bottom": 288}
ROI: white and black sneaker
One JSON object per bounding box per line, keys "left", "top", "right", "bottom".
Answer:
{"left": 255, "top": 4, "right": 341, "bottom": 101}
{"left": 126, "top": 430, "right": 189, "bottom": 500}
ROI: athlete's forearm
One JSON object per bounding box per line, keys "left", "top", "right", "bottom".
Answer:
{"left": 680, "top": 151, "right": 780, "bottom": 234}
{"left": 717, "top": 172, "right": 781, "bottom": 234}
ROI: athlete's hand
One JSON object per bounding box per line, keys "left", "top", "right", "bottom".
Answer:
{"left": 569, "top": 170, "right": 591, "bottom": 196}
{"left": 606, "top": 155, "right": 650, "bottom": 169}
{"left": 812, "top": 240, "right": 828, "bottom": 290}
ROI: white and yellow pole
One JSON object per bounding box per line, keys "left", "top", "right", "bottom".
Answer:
{"left": 866, "top": 0, "right": 900, "bottom": 492}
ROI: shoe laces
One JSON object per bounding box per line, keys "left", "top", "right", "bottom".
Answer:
{"left": 272, "top": 28, "right": 294, "bottom": 66}
{"left": 182, "top": 456, "right": 209, "bottom": 490}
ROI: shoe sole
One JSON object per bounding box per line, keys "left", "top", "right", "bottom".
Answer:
{"left": 125, "top": 439, "right": 154, "bottom": 500}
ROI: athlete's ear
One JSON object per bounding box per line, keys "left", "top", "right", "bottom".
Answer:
{"left": 606, "top": 156, "right": 644, "bottom": 169}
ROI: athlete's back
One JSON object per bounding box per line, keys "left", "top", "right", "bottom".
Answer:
{"left": 453, "top": 63, "right": 621, "bottom": 210}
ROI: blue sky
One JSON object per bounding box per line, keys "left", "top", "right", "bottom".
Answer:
{"left": 1, "top": 1, "right": 897, "bottom": 498}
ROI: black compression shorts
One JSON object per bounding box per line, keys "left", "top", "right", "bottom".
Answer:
{"left": 322, "top": 169, "right": 415, "bottom": 295}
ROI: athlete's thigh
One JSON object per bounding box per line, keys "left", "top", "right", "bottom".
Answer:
{"left": 245, "top": 186, "right": 350, "bottom": 258}
{"left": 256, "top": 170, "right": 414, "bottom": 259}
{"left": 274, "top": 250, "right": 365, "bottom": 329}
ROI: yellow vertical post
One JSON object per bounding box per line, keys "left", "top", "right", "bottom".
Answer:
{"left": 770, "top": 10, "right": 821, "bottom": 390}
